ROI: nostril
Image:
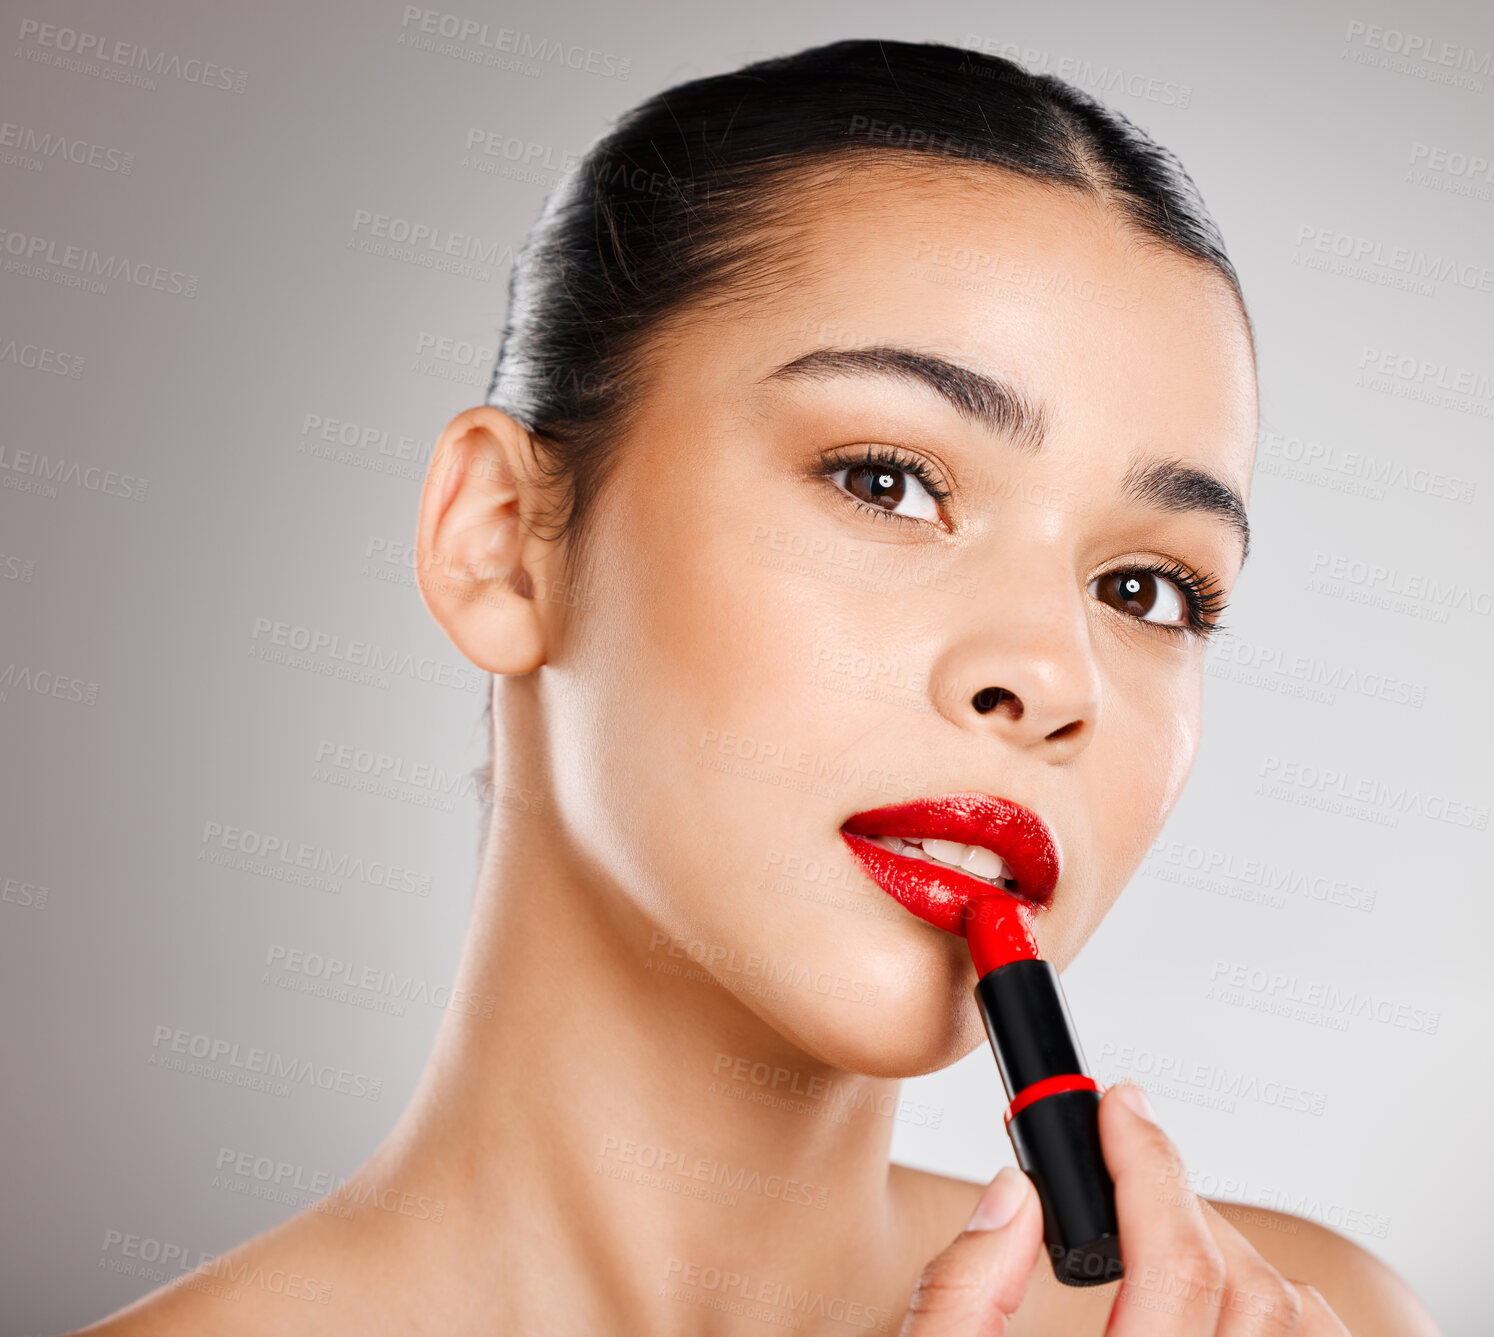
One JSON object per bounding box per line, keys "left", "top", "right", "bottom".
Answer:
{"left": 972, "top": 686, "right": 1023, "bottom": 719}
{"left": 1044, "top": 719, "right": 1083, "bottom": 743}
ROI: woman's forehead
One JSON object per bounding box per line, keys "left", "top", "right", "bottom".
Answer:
{"left": 645, "top": 165, "right": 1257, "bottom": 489}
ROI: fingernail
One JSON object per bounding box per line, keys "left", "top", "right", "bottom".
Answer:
{"left": 1114, "top": 1082, "right": 1157, "bottom": 1122}
{"left": 966, "top": 1166, "right": 1028, "bottom": 1231}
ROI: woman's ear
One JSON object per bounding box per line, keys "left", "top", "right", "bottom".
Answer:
{"left": 415, "top": 404, "right": 558, "bottom": 675}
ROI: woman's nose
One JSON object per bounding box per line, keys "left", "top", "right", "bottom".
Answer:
{"left": 927, "top": 586, "right": 1101, "bottom": 761}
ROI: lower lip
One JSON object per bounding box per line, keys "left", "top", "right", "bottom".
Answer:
{"left": 839, "top": 831, "right": 1039, "bottom": 944}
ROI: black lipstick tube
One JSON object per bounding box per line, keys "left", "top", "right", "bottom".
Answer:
{"left": 973, "top": 959, "right": 1123, "bottom": 1286}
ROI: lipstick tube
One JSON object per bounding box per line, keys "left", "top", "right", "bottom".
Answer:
{"left": 973, "top": 958, "right": 1123, "bottom": 1287}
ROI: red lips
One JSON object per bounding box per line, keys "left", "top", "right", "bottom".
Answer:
{"left": 840, "top": 793, "right": 1060, "bottom": 938}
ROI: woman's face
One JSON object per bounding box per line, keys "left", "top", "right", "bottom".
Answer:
{"left": 536, "top": 161, "right": 1258, "bottom": 1076}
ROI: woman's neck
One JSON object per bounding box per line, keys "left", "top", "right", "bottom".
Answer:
{"left": 372, "top": 686, "right": 923, "bottom": 1330}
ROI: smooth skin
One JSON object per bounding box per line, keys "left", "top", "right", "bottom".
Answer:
{"left": 69, "top": 161, "right": 1440, "bottom": 1335}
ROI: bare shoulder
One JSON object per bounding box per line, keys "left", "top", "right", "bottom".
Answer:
{"left": 60, "top": 1277, "right": 222, "bottom": 1337}
{"left": 55, "top": 1206, "right": 364, "bottom": 1336}
{"left": 1206, "top": 1199, "right": 1442, "bottom": 1337}
{"left": 55, "top": 1144, "right": 471, "bottom": 1336}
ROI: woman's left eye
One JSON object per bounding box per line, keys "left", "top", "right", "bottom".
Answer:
{"left": 1088, "top": 569, "right": 1187, "bottom": 626}
{"left": 827, "top": 462, "right": 942, "bottom": 522}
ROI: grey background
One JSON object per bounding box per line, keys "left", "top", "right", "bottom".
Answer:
{"left": 0, "top": 0, "right": 1489, "bottom": 1331}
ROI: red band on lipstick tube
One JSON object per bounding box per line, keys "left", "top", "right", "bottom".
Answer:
{"left": 1003, "top": 1073, "right": 1102, "bottom": 1124}
{"left": 964, "top": 893, "right": 1123, "bottom": 1288}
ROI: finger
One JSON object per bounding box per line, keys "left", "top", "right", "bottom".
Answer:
{"left": 1098, "top": 1082, "right": 1227, "bottom": 1335}
{"left": 899, "top": 1166, "right": 1044, "bottom": 1336}
{"left": 1190, "top": 1198, "right": 1305, "bottom": 1335}
{"left": 1288, "top": 1281, "right": 1352, "bottom": 1336}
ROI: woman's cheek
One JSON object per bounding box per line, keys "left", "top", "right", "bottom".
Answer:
{"left": 547, "top": 472, "right": 823, "bottom": 968}
{"left": 1108, "top": 670, "right": 1201, "bottom": 866}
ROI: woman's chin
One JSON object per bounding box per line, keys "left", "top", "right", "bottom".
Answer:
{"left": 797, "top": 1005, "right": 988, "bottom": 1081}
{"left": 734, "top": 950, "right": 992, "bottom": 1080}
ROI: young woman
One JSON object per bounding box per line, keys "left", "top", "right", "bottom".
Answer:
{"left": 75, "top": 39, "right": 1439, "bottom": 1336}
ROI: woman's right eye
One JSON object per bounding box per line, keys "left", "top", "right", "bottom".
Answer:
{"left": 828, "top": 463, "right": 942, "bottom": 522}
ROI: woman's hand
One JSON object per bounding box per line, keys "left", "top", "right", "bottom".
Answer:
{"left": 897, "top": 1163, "right": 1046, "bottom": 1334}
{"left": 899, "top": 1082, "right": 1353, "bottom": 1335}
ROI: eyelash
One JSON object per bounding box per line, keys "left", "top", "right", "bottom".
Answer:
{"left": 1111, "top": 558, "right": 1230, "bottom": 640}
{"left": 813, "top": 445, "right": 1230, "bottom": 640}
{"left": 813, "top": 445, "right": 954, "bottom": 516}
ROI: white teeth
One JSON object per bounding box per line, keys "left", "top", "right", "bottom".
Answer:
{"left": 863, "top": 834, "right": 1014, "bottom": 888}
{"left": 957, "top": 844, "right": 1012, "bottom": 883}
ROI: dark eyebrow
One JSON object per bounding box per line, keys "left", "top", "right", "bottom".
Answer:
{"left": 1124, "top": 455, "right": 1251, "bottom": 562}
{"left": 761, "top": 345, "right": 1249, "bottom": 561}
{"left": 760, "top": 346, "right": 1048, "bottom": 451}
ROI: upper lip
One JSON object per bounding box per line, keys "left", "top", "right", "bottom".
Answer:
{"left": 840, "top": 792, "right": 1061, "bottom": 907}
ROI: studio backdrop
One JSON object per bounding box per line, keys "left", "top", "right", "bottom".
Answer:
{"left": 0, "top": 1, "right": 1489, "bottom": 1333}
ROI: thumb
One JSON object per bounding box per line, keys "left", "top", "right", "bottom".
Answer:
{"left": 899, "top": 1166, "right": 1044, "bottom": 1336}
